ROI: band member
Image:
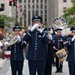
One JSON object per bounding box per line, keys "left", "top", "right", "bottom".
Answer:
{"left": 63, "top": 26, "right": 75, "bottom": 75}
{"left": 53, "top": 28, "right": 65, "bottom": 73}
{"left": 44, "top": 31, "right": 54, "bottom": 75}
{"left": 23, "top": 15, "right": 52, "bottom": 75}
{"left": 5, "top": 25, "right": 27, "bottom": 75}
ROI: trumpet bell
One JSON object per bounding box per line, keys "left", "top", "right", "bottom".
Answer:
{"left": 8, "top": 36, "right": 19, "bottom": 46}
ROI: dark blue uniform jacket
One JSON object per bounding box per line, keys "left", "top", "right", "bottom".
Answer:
{"left": 65, "top": 37, "right": 75, "bottom": 62}
{"left": 23, "top": 29, "right": 52, "bottom": 61}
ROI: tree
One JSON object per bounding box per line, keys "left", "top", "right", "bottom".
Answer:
{"left": 62, "top": 3, "right": 75, "bottom": 27}
{"left": 0, "top": 15, "right": 17, "bottom": 27}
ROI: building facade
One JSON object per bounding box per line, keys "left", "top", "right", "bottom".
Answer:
{"left": 0, "top": 0, "right": 73, "bottom": 29}
{"left": 19, "top": 0, "right": 72, "bottom": 28}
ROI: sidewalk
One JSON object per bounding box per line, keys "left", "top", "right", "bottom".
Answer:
{"left": 0, "top": 58, "right": 7, "bottom": 69}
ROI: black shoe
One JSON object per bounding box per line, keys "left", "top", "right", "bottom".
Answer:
{"left": 55, "top": 70, "right": 59, "bottom": 73}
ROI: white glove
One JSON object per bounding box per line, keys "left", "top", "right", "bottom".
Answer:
{"left": 30, "top": 24, "right": 39, "bottom": 32}
{"left": 17, "top": 35, "right": 21, "bottom": 42}
{"left": 72, "top": 36, "right": 75, "bottom": 41}
{"left": 37, "top": 28, "right": 44, "bottom": 33}
{"left": 48, "top": 34, "right": 53, "bottom": 40}
{"left": 4, "top": 41, "right": 9, "bottom": 46}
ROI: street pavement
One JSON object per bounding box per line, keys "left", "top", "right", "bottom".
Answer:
{"left": 0, "top": 58, "right": 7, "bottom": 69}
{"left": 6, "top": 59, "right": 69, "bottom": 75}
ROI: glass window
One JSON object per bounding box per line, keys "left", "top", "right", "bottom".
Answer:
{"left": 32, "top": 4, "right": 34, "bottom": 8}
{"left": 36, "top": 4, "right": 39, "bottom": 8}
{"left": 45, "top": 0, "right": 47, "bottom": 3}
{"left": 63, "top": 0, "right": 67, "bottom": 2}
{"left": 63, "top": 7, "right": 67, "bottom": 13}
{"left": 41, "top": 4, "right": 43, "bottom": 9}
{"left": 28, "top": 4, "right": 30, "bottom": 8}
{"left": 45, "top": 5, "right": 47, "bottom": 9}
{"left": 45, "top": 15, "right": 47, "bottom": 23}
{"left": 32, "top": 0, "right": 34, "bottom": 3}
{"left": 32, "top": 10, "right": 34, "bottom": 16}
{"left": 24, "top": 5, "right": 26, "bottom": 9}
{"left": 19, "top": 0, "right": 22, "bottom": 3}
{"left": 36, "top": 0, "right": 39, "bottom": 3}
{"left": 41, "top": 0, "right": 43, "bottom": 3}
{"left": 41, "top": 10, "right": 43, "bottom": 14}
{"left": 28, "top": 0, "right": 30, "bottom": 3}
{"left": 24, "top": 20, "right": 26, "bottom": 26}
{"left": 20, "top": 18, "right": 22, "bottom": 25}
{"left": 45, "top": 10, "right": 47, "bottom": 14}
{"left": 24, "top": 0, "right": 26, "bottom": 3}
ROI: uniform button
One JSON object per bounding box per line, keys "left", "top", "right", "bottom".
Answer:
{"left": 35, "top": 48, "right": 37, "bottom": 50}
{"left": 35, "top": 46, "right": 37, "bottom": 47}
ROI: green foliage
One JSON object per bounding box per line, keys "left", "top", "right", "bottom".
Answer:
{"left": 71, "top": 0, "right": 75, "bottom": 3}
{"left": 0, "top": 15, "right": 17, "bottom": 27}
{"left": 62, "top": 4, "right": 75, "bottom": 27}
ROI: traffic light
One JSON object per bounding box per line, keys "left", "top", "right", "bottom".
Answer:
{"left": 0, "top": 7, "right": 4, "bottom": 11}
{"left": 9, "top": 0, "right": 13, "bottom": 6}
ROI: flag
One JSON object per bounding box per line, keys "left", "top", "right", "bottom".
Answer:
{"left": 16, "top": 0, "right": 20, "bottom": 10}
{"left": 18, "top": 7, "right": 23, "bottom": 18}
{"left": 16, "top": 0, "right": 23, "bottom": 18}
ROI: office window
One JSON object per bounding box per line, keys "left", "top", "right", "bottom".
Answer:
{"left": 36, "top": 0, "right": 39, "bottom": 3}
{"left": 63, "top": 7, "right": 67, "bottom": 13}
{"left": 20, "top": 18, "right": 22, "bottom": 25}
{"left": 24, "top": 5, "right": 26, "bottom": 9}
{"left": 24, "top": 0, "right": 26, "bottom": 3}
{"left": 45, "top": 10, "right": 47, "bottom": 14}
{"left": 45, "top": 0, "right": 47, "bottom": 3}
{"left": 41, "top": 4, "right": 43, "bottom": 9}
{"left": 24, "top": 20, "right": 26, "bottom": 26}
{"left": 41, "top": 10, "right": 43, "bottom": 14}
{"left": 32, "top": 4, "right": 34, "bottom": 8}
{"left": 45, "top": 15, "right": 47, "bottom": 23}
{"left": 28, "top": 4, "right": 30, "bottom": 8}
{"left": 32, "top": 0, "right": 34, "bottom": 3}
{"left": 28, "top": 0, "right": 30, "bottom": 3}
{"left": 41, "top": 0, "right": 43, "bottom": 3}
{"left": 19, "top": 0, "right": 22, "bottom": 3}
{"left": 45, "top": 5, "right": 47, "bottom": 9}
{"left": 32, "top": 10, "right": 34, "bottom": 16}
{"left": 36, "top": 4, "right": 39, "bottom": 8}
{"left": 63, "top": 0, "right": 67, "bottom": 2}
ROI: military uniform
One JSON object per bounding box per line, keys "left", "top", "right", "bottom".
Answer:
{"left": 64, "top": 26, "right": 75, "bottom": 75}
{"left": 53, "top": 28, "right": 65, "bottom": 73}
{"left": 23, "top": 16, "right": 52, "bottom": 75}
{"left": 9, "top": 26, "right": 27, "bottom": 75}
{"left": 44, "top": 43, "right": 54, "bottom": 75}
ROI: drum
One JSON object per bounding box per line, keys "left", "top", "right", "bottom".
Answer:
{"left": 55, "top": 49, "right": 67, "bottom": 62}
{"left": 4, "top": 51, "right": 11, "bottom": 58}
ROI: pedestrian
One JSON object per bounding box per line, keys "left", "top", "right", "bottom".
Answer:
{"left": 53, "top": 28, "right": 65, "bottom": 73}
{"left": 5, "top": 25, "right": 27, "bottom": 75}
{"left": 63, "top": 26, "right": 75, "bottom": 75}
{"left": 23, "top": 15, "right": 52, "bottom": 75}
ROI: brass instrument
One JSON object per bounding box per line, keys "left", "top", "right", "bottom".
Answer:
{"left": 52, "top": 17, "right": 67, "bottom": 30}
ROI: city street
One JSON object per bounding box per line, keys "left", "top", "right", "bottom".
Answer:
{"left": 0, "top": 59, "right": 69, "bottom": 75}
